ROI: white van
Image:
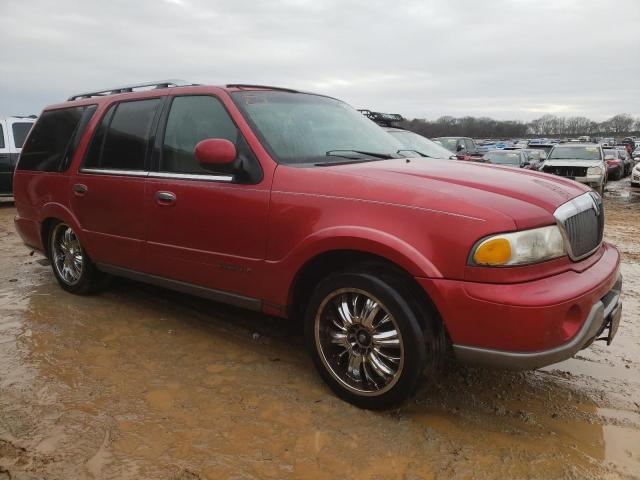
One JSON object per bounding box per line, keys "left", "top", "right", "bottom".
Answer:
{"left": 0, "top": 116, "right": 36, "bottom": 196}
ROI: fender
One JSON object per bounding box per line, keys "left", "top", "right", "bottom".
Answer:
{"left": 38, "top": 202, "right": 96, "bottom": 258}
{"left": 264, "top": 225, "right": 442, "bottom": 309}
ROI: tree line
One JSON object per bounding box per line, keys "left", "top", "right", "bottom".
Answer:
{"left": 399, "top": 114, "right": 640, "bottom": 139}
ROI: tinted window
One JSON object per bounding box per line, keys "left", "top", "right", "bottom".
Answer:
{"left": 18, "top": 107, "right": 87, "bottom": 171}
{"left": 0, "top": 124, "right": 4, "bottom": 149}
{"left": 12, "top": 122, "right": 33, "bottom": 148}
{"left": 83, "top": 107, "right": 115, "bottom": 169}
{"left": 85, "top": 98, "right": 160, "bottom": 170}
{"left": 161, "top": 96, "right": 238, "bottom": 173}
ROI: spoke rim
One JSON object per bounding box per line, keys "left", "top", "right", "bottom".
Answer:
{"left": 51, "top": 224, "right": 84, "bottom": 286}
{"left": 315, "top": 288, "right": 404, "bottom": 396}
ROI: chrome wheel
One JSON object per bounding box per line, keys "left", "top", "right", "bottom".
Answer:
{"left": 51, "top": 224, "right": 84, "bottom": 286}
{"left": 314, "top": 288, "right": 404, "bottom": 396}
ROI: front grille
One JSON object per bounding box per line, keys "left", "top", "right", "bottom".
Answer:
{"left": 554, "top": 193, "right": 604, "bottom": 260}
{"left": 543, "top": 166, "right": 588, "bottom": 177}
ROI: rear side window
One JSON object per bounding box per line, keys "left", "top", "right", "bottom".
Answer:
{"left": 84, "top": 98, "right": 160, "bottom": 171}
{"left": 18, "top": 107, "right": 92, "bottom": 171}
{"left": 12, "top": 122, "right": 33, "bottom": 149}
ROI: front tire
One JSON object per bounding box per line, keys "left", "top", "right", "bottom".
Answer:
{"left": 49, "top": 222, "right": 108, "bottom": 294}
{"left": 304, "top": 270, "right": 442, "bottom": 410}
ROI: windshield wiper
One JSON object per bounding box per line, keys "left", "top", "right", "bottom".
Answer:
{"left": 397, "top": 149, "right": 429, "bottom": 158}
{"left": 325, "top": 149, "right": 395, "bottom": 160}
{"left": 314, "top": 158, "right": 382, "bottom": 167}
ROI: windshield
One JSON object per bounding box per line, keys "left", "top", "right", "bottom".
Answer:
{"left": 231, "top": 91, "right": 402, "bottom": 165}
{"left": 435, "top": 138, "right": 459, "bottom": 151}
{"left": 483, "top": 151, "right": 521, "bottom": 165}
{"left": 548, "top": 146, "right": 602, "bottom": 161}
{"left": 387, "top": 130, "right": 453, "bottom": 159}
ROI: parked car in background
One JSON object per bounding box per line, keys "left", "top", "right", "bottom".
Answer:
{"left": 614, "top": 147, "right": 633, "bottom": 176}
{"left": 482, "top": 150, "right": 529, "bottom": 168}
{"left": 521, "top": 149, "right": 546, "bottom": 170}
{"left": 527, "top": 143, "right": 556, "bottom": 155}
{"left": 434, "top": 136, "right": 483, "bottom": 161}
{"left": 12, "top": 81, "right": 623, "bottom": 410}
{"left": 542, "top": 144, "right": 607, "bottom": 194}
{"left": 633, "top": 146, "right": 640, "bottom": 160}
{"left": 632, "top": 162, "right": 640, "bottom": 187}
{"left": 603, "top": 148, "right": 624, "bottom": 181}
{"left": 622, "top": 137, "right": 636, "bottom": 155}
{"left": 599, "top": 138, "right": 615, "bottom": 147}
{"left": 0, "top": 116, "right": 36, "bottom": 196}
{"left": 384, "top": 128, "right": 456, "bottom": 159}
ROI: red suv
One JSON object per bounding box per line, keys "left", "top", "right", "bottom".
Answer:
{"left": 13, "top": 81, "right": 622, "bottom": 409}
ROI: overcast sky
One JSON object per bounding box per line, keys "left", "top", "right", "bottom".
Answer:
{"left": 1, "top": 0, "right": 638, "bottom": 121}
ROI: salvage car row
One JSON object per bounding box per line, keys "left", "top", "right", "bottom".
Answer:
{"left": 359, "top": 114, "right": 639, "bottom": 196}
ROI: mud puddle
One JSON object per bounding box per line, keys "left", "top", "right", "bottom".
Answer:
{"left": 0, "top": 196, "right": 639, "bottom": 479}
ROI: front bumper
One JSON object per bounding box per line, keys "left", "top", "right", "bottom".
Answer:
{"left": 572, "top": 174, "right": 605, "bottom": 187}
{"left": 453, "top": 275, "right": 622, "bottom": 369}
{"left": 417, "top": 243, "right": 622, "bottom": 370}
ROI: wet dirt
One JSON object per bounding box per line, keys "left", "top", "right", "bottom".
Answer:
{"left": 0, "top": 181, "right": 639, "bottom": 480}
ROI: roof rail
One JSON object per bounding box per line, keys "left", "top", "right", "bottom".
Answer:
{"left": 358, "top": 109, "right": 405, "bottom": 127}
{"left": 226, "top": 84, "right": 300, "bottom": 93}
{"left": 67, "top": 79, "right": 194, "bottom": 101}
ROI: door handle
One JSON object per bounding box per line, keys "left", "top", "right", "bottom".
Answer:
{"left": 72, "top": 183, "right": 88, "bottom": 195}
{"left": 155, "top": 191, "right": 176, "bottom": 205}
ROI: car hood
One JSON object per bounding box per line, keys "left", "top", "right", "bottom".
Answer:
{"left": 275, "top": 158, "right": 590, "bottom": 230}
{"left": 543, "top": 159, "right": 604, "bottom": 167}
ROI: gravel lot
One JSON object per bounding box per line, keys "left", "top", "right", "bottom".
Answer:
{"left": 0, "top": 180, "right": 639, "bottom": 480}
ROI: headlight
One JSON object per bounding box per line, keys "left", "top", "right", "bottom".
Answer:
{"left": 587, "top": 166, "right": 603, "bottom": 175}
{"left": 470, "top": 225, "right": 566, "bottom": 266}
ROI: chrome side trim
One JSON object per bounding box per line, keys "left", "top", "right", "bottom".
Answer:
{"left": 79, "top": 168, "right": 149, "bottom": 177}
{"left": 553, "top": 191, "right": 603, "bottom": 261}
{"left": 95, "top": 263, "right": 262, "bottom": 312}
{"left": 453, "top": 274, "right": 622, "bottom": 370}
{"left": 148, "top": 172, "right": 233, "bottom": 182}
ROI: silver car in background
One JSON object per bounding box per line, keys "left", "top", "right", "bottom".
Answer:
{"left": 541, "top": 144, "right": 607, "bottom": 195}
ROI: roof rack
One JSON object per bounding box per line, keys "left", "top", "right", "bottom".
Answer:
{"left": 358, "top": 109, "right": 405, "bottom": 127}
{"left": 226, "top": 84, "right": 300, "bottom": 93}
{"left": 67, "top": 79, "right": 194, "bottom": 101}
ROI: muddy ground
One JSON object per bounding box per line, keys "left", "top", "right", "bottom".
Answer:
{"left": 0, "top": 180, "right": 639, "bottom": 480}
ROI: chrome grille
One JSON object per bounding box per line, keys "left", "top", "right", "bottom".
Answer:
{"left": 543, "top": 166, "right": 588, "bottom": 178}
{"left": 554, "top": 192, "right": 604, "bottom": 260}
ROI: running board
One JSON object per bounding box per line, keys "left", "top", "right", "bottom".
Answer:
{"left": 95, "top": 263, "right": 262, "bottom": 312}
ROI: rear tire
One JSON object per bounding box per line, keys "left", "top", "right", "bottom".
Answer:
{"left": 48, "top": 222, "right": 109, "bottom": 294}
{"left": 304, "top": 269, "right": 443, "bottom": 410}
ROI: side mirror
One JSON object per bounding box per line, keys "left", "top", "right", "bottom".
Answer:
{"left": 195, "top": 138, "right": 236, "bottom": 166}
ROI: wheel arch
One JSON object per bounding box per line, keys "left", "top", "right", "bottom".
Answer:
{"left": 287, "top": 249, "right": 446, "bottom": 336}
{"left": 38, "top": 203, "right": 91, "bottom": 259}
